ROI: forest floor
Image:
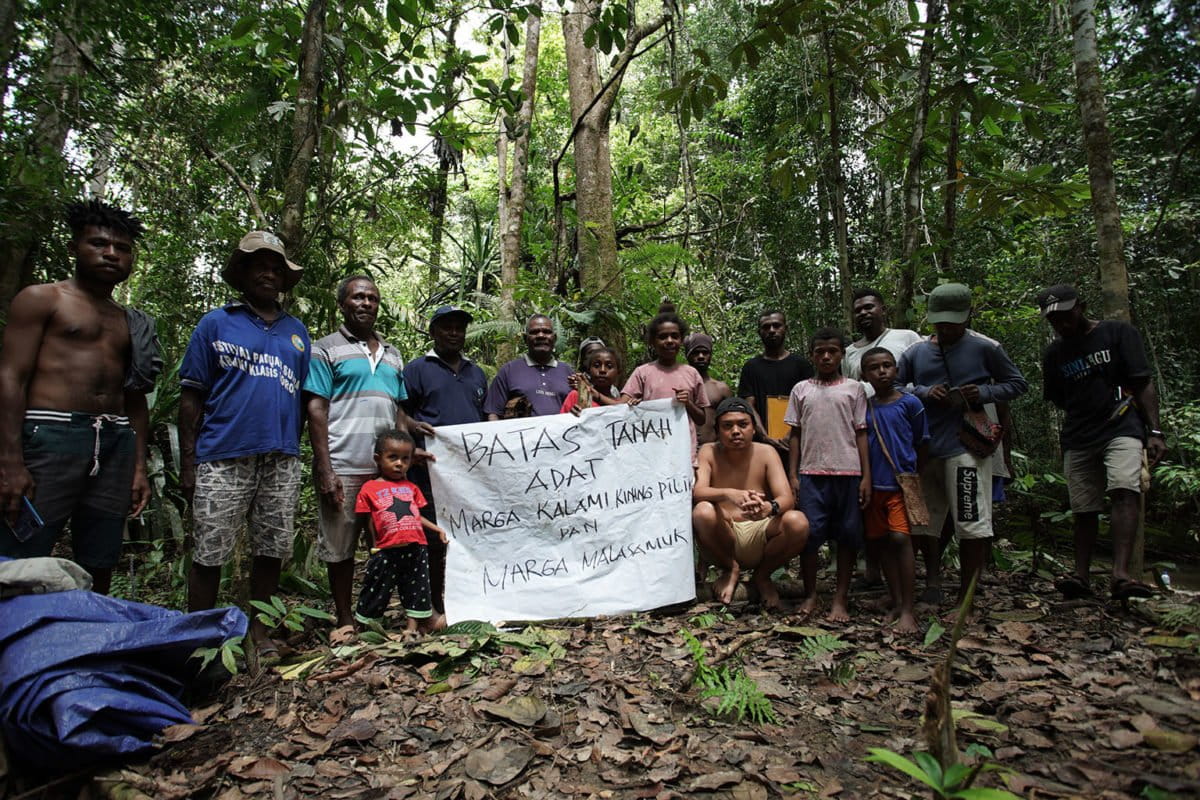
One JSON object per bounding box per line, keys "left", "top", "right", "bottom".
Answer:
{"left": 43, "top": 559, "right": 1200, "bottom": 800}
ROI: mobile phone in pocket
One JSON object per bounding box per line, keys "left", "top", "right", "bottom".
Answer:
{"left": 6, "top": 496, "right": 45, "bottom": 543}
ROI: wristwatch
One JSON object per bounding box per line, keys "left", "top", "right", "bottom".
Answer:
{"left": 769, "top": 500, "right": 780, "bottom": 517}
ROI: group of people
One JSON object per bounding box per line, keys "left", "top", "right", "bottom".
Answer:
{"left": 0, "top": 201, "right": 1168, "bottom": 653}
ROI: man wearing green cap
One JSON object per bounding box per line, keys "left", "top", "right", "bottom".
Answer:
{"left": 897, "top": 283, "right": 1027, "bottom": 614}
{"left": 180, "top": 231, "right": 310, "bottom": 657}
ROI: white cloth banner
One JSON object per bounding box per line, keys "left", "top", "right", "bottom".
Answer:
{"left": 428, "top": 398, "right": 695, "bottom": 623}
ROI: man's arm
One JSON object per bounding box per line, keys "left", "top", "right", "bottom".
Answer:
{"left": 178, "top": 387, "right": 206, "bottom": 506}
{"left": 976, "top": 344, "right": 1028, "bottom": 405}
{"left": 125, "top": 389, "right": 151, "bottom": 517}
{"left": 787, "top": 425, "right": 802, "bottom": 494}
{"left": 1129, "top": 377, "right": 1166, "bottom": 466}
{"left": 855, "top": 428, "right": 871, "bottom": 509}
{"left": 692, "top": 445, "right": 757, "bottom": 509}
{"left": 0, "top": 286, "right": 54, "bottom": 524}
{"left": 305, "top": 392, "right": 343, "bottom": 510}
{"left": 482, "top": 363, "right": 509, "bottom": 421}
{"left": 763, "top": 444, "right": 795, "bottom": 513}
{"left": 395, "top": 404, "right": 434, "bottom": 439}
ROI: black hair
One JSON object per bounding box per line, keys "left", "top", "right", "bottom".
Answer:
{"left": 374, "top": 428, "right": 414, "bottom": 453}
{"left": 809, "top": 327, "right": 847, "bottom": 350}
{"left": 584, "top": 346, "right": 619, "bottom": 372}
{"left": 66, "top": 199, "right": 144, "bottom": 240}
{"left": 860, "top": 346, "right": 895, "bottom": 366}
{"left": 648, "top": 300, "right": 689, "bottom": 343}
{"left": 525, "top": 313, "right": 553, "bottom": 330}
{"left": 336, "top": 274, "right": 375, "bottom": 304}
{"left": 852, "top": 287, "right": 886, "bottom": 305}
{"left": 758, "top": 309, "right": 785, "bottom": 323}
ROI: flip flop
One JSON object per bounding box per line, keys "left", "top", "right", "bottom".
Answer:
{"left": 1054, "top": 575, "right": 1094, "bottom": 600}
{"left": 1111, "top": 578, "right": 1154, "bottom": 602}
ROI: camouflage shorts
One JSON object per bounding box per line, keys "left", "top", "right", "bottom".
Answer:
{"left": 192, "top": 454, "right": 302, "bottom": 567}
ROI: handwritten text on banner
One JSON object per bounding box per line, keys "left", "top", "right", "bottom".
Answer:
{"left": 428, "top": 399, "right": 695, "bottom": 623}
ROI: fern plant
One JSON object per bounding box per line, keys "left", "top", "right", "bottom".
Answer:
{"left": 682, "top": 629, "right": 777, "bottom": 725}
{"left": 796, "top": 634, "right": 856, "bottom": 685}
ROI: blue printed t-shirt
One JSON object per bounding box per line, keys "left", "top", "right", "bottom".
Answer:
{"left": 866, "top": 392, "right": 929, "bottom": 491}
{"left": 180, "top": 302, "right": 311, "bottom": 462}
{"left": 402, "top": 351, "right": 488, "bottom": 438}
{"left": 483, "top": 355, "right": 574, "bottom": 417}
{"left": 356, "top": 478, "right": 427, "bottom": 548}
{"left": 304, "top": 326, "right": 407, "bottom": 476}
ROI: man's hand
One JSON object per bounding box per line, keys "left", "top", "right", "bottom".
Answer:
{"left": 673, "top": 387, "right": 690, "bottom": 405}
{"left": 414, "top": 448, "right": 437, "bottom": 466}
{"left": 927, "top": 383, "right": 952, "bottom": 405}
{"left": 789, "top": 475, "right": 801, "bottom": 500}
{"left": 858, "top": 476, "right": 871, "bottom": 510}
{"left": 130, "top": 468, "right": 151, "bottom": 517}
{"left": 957, "top": 384, "right": 982, "bottom": 404}
{"left": 410, "top": 420, "right": 436, "bottom": 439}
{"left": 740, "top": 490, "right": 771, "bottom": 520}
{"left": 179, "top": 465, "right": 196, "bottom": 507}
{"left": 315, "top": 466, "right": 344, "bottom": 511}
{"left": 1147, "top": 435, "right": 1167, "bottom": 467}
{"left": 0, "top": 459, "right": 34, "bottom": 527}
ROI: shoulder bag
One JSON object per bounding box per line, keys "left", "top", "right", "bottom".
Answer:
{"left": 938, "top": 341, "right": 1003, "bottom": 458}
{"left": 868, "top": 401, "right": 930, "bottom": 527}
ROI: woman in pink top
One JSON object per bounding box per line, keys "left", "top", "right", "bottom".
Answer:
{"left": 621, "top": 302, "right": 709, "bottom": 461}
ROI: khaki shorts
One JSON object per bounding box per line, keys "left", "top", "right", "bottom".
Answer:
{"left": 316, "top": 473, "right": 371, "bottom": 562}
{"left": 192, "top": 454, "right": 302, "bottom": 567}
{"left": 1065, "top": 436, "right": 1143, "bottom": 514}
{"left": 913, "top": 452, "right": 993, "bottom": 541}
{"left": 731, "top": 517, "right": 772, "bottom": 568}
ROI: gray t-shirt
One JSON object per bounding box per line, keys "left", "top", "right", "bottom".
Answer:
{"left": 844, "top": 328, "right": 923, "bottom": 397}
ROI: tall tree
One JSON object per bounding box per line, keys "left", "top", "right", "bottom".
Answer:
{"left": 498, "top": 3, "right": 543, "bottom": 363}
{"left": 279, "top": 0, "right": 326, "bottom": 256}
{"left": 1070, "top": 0, "right": 1129, "bottom": 322}
{"left": 559, "top": 0, "right": 667, "bottom": 352}
{"left": 428, "top": 15, "right": 462, "bottom": 286}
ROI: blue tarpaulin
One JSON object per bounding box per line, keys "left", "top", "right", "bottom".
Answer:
{"left": 0, "top": 586, "right": 246, "bottom": 769}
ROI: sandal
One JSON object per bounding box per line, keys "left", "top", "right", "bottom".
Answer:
{"left": 1110, "top": 578, "right": 1154, "bottom": 602}
{"left": 1054, "top": 575, "right": 1094, "bottom": 600}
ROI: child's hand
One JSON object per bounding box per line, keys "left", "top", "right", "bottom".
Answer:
{"left": 439, "top": 528, "right": 449, "bottom": 545}
{"left": 858, "top": 477, "right": 871, "bottom": 510}
{"left": 673, "top": 387, "right": 690, "bottom": 405}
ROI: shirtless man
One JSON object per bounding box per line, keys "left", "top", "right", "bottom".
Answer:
{"left": 692, "top": 397, "right": 809, "bottom": 609}
{"left": 0, "top": 200, "right": 160, "bottom": 593}
{"left": 685, "top": 333, "right": 732, "bottom": 445}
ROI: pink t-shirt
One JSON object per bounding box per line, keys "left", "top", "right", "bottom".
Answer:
{"left": 783, "top": 377, "right": 867, "bottom": 475}
{"left": 622, "top": 361, "right": 710, "bottom": 462}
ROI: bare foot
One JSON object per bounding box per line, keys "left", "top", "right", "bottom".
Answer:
{"left": 826, "top": 599, "right": 851, "bottom": 624}
{"left": 713, "top": 565, "right": 741, "bottom": 605}
{"left": 797, "top": 594, "right": 820, "bottom": 618}
{"left": 894, "top": 610, "right": 918, "bottom": 635}
{"left": 882, "top": 607, "right": 899, "bottom": 624}
{"left": 419, "top": 612, "right": 447, "bottom": 634}
{"left": 753, "top": 571, "right": 783, "bottom": 611}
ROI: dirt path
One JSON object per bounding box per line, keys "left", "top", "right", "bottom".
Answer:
{"left": 32, "top": 570, "right": 1200, "bottom": 799}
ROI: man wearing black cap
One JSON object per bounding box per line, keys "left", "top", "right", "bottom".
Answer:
{"left": 685, "top": 332, "right": 732, "bottom": 445}
{"left": 402, "top": 305, "right": 488, "bottom": 615}
{"left": 693, "top": 397, "right": 809, "bottom": 609}
{"left": 1038, "top": 284, "right": 1165, "bottom": 601}
{"left": 304, "top": 275, "right": 431, "bottom": 628}
{"left": 180, "top": 231, "right": 310, "bottom": 656}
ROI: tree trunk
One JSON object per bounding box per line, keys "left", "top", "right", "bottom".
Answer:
{"left": 1071, "top": 0, "right": 1130, "bottom": 323}
{"left": 0, "top": 21, "right": 86, "bottom": 313}
{"left": 428, "top": 15, "right": 461, "bottom": 287}
{"left": 498, "top": 4, "right": 542, "bottom": 364}
{"left": 0, "top": 0, "right": 19, "bottom": 98}
{"left": 278, "top": 0, "right": 326, "bottom": 256}
{"left": 893, "top": 0, "right": 944, "bottom": 326}
{"left": 822, "top": 29, "right": 852, "bottom": 330}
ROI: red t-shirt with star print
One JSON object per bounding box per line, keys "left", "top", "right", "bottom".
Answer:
{"left": 355, "top": 478, "right": 428, "bottom": 548}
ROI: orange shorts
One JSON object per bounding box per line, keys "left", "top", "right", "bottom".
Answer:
{"left": 864, "top": 490, "right": 910, "bottom": 539}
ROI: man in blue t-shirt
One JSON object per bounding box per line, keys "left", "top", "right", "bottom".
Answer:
{"left": 304, "top": 275, "right": 431, "bottom": 629}
{"left": 179, "top": 231, "right": 309, "bottom": 658}
{"left": 402, "top": 305, "right": 487, "bottom": 614}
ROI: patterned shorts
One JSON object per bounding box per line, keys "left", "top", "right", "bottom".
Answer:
{"left": 192, "top": 454, "right": 302, "bottom": 567}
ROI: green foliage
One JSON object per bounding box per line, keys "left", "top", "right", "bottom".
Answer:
{"left": 794, "top": 633, "right": 856, "bottom": 685}
{"left": 1159, "top": 604, "right": 1200, "bottom": 634}
{"left": 1154, "top": 402, "right": 1200, "bottom": 535}
{"left": 865, "top": 747, "right": 1020, "bottom": 799}
{"left": 191, "top": 636, "right": 246, "bottom": 677}
{"left": 250, "top": 595, "right": 335, "bottom": 633}
{"left": 682, "top": 629, "right": 777, "bottom": 725}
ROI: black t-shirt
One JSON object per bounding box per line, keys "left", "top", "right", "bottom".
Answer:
{"left": 737, "top": 353, "right": 815, "bottom": 439}
{"left": 1042, "top": 320, "right": 1151, "bottom": 450}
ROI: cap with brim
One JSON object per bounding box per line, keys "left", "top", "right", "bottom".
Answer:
{"left": 714, "top": 397, "right": 753, "bottom": 421}
{"left": 684, "top": 332, "right": 714, "bottom": 356}
{"left": 926, "top": 283, "right": 972, "bottom": 324}
{"left": 1036, "top": 284, "right": 1079, "bottom": 317}
{"left": 222, "top": 231, "right": 303, "bottom": 291}
{"left": 429, "top": 305, "right": 473, "bottom": 330}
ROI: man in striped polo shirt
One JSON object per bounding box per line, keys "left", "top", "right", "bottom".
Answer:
{"left": 304, "top": 276, "right": 431, "bottom": 628}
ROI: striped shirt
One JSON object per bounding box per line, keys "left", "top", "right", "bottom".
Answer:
{"left": 303, "top": 326, "right": 408, "bottom": 475}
